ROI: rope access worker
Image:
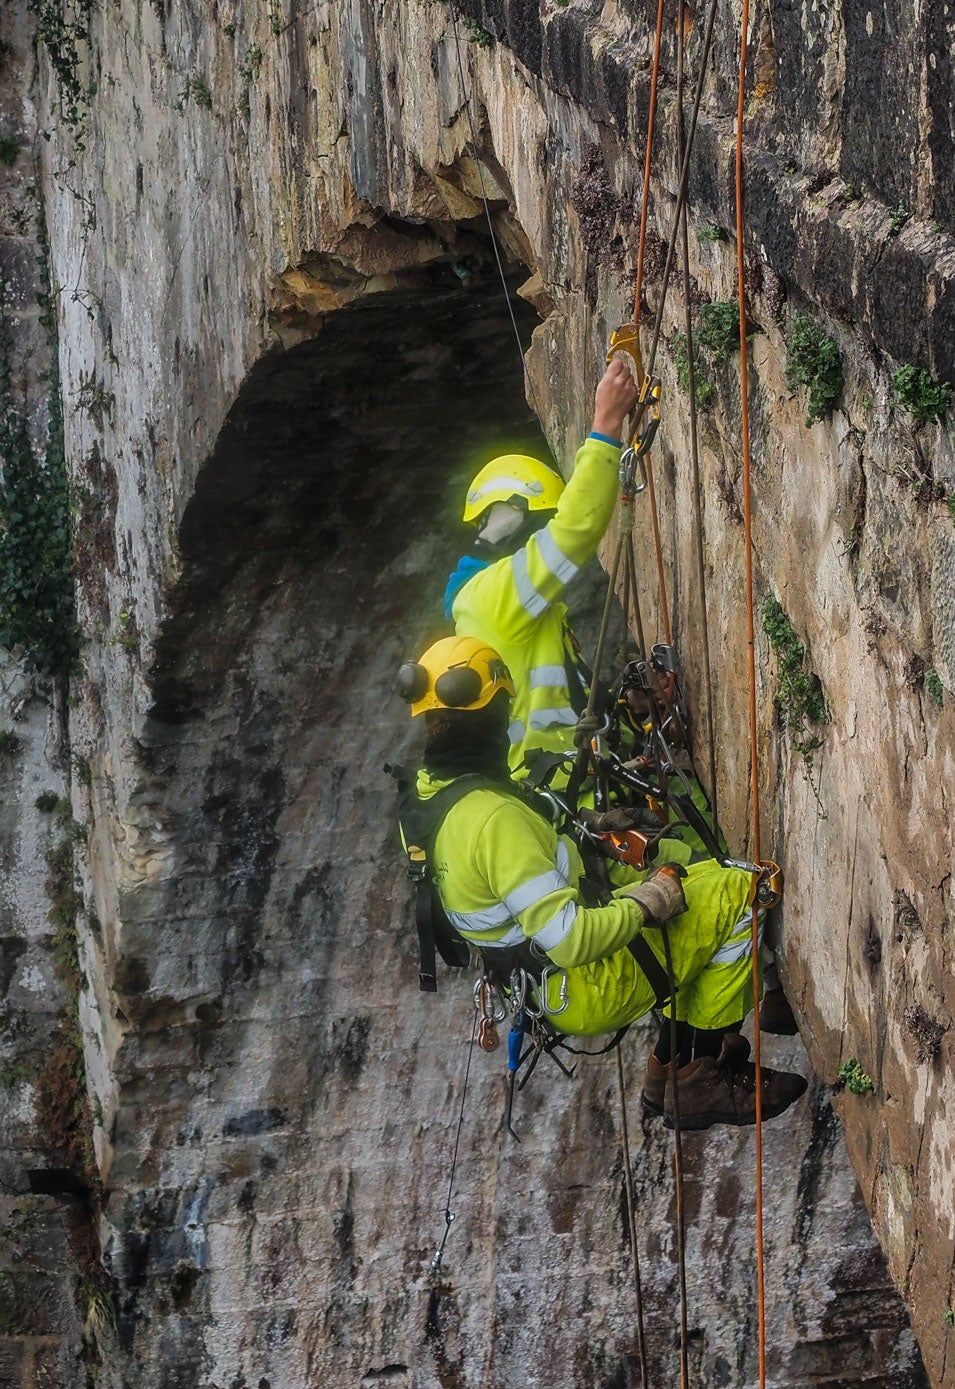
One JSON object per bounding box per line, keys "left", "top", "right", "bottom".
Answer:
{"left": 443, "top": 358, "right": 798, "bottom": 1036}
{"left": 396, "top": 634, "right": 808, "bottom": 1129}
{"left": 443, "top": 358, "right": 637, "bottom": 788}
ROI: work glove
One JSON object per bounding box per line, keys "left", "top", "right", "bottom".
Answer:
{"left": 622, "top": 862, "right": 688, "bottom": 924}
{"left": 579, "top": 805, "right": 663, "bottom": 833}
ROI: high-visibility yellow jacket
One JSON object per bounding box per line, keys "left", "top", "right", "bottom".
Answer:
{"left": 422, "top": 769, "right": 760, "bottom": 1036}
{"left": 450, "top": 436, "right": 620, "bottom": 779}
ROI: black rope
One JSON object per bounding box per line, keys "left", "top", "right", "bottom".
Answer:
{"left": 662, "top": 926, "right": 690, "bottom": 1386}
{"left": 431, "top": 1010, "right": 479, "bottom": 1273}
{"left": 616, "top": 1047, "right": 650, "bottom": 1387}
{"left": 448, "top": 3, "right": 542, "bottom": 418}
{"left": 676, "top": 0, "right": 720, "bottom": 828}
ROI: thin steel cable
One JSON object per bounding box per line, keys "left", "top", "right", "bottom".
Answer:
{"left": 616, "top": 1047, "right": 650, "bottom": 1387}
{"left": 431, "top": 1010, "right": 479, "bottom": 1273}
{"left": 734, "top": 1, "right": 768, "bottom": 1382}
{"left": 448, "top": 3, "right": 542, "bottom": 418}
{"left": 676, "top": 0, "right": 719, "bottom": 825}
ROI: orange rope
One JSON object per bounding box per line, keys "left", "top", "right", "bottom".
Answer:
{"left": 633, "top": 0, "right": 668, "bottom": 328}
{"left": 735, "top": 3, "right": 767, "bottom": 1385}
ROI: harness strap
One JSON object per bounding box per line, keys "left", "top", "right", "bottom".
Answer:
{"left": 627, "top": 931, "right": 674, "bottom": 1008}
{"left": 413, "top": 862, "right": 439, "bottom": 994}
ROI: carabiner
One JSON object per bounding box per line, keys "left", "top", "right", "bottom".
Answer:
{"left": 539, "top": 965, "right": 570, "bottom": 1016}
{"left": 474, "top": 975, "right": 507, "bottom": 1023}
{"left": 619, "top": 445, "right": 648, "bottom": 497}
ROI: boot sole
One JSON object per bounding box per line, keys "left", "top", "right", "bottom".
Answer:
{"left": 641, "top": 1092, "right": 665, "bottom": 1117}
{"left": 663, "top": 1076, "right": 808, "bottom": 1130}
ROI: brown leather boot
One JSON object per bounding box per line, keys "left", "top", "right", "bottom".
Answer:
{"left": 663, "top": 1034, "right": 807, "bottom": 1131}
{"left": 641, "top": 1054, "right": 667, "bottom": 1115}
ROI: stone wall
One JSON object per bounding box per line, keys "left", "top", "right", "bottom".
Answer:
{"left": 1, "top": 0, "right": 951, "bottom": 1384}
{"left": 0, "top": 9, "right": 87, "bottom": 1385}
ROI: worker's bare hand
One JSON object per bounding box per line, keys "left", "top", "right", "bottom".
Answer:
{"left": 591, "top": 358, "right": 640, "bottom": 442}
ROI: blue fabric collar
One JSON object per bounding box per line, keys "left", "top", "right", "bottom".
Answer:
{"left": 443, "top": 554, "right": 490, "bottom": 620}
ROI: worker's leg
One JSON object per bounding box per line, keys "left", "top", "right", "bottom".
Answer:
{"left": 636, "top": 861, "right": 807, "bottom": 1128}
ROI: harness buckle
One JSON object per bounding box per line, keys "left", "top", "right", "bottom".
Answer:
{"left": 407, "top": 846, "right": 427, "bottom": 883}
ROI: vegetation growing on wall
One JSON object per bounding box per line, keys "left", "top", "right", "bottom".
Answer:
{"left": 761, "top": 595, "right": 828, "bottom": 762}
{"left": 0, "top": 342, "right": 79, "bottom": 675}
{"left": 903, "top": 1004, "right": 945, "bottom": 1064}
{"left": 786, "top": 312, "right": 843, "bottom": 426}
{"left": 837, "top": 1058, "right": 874, "bottom": 1095}
{"left": 571, "top": 146, "right": 632, "bottom": 268}
{"left": 0, "top": 207, "right": 79, "bottom": 677}
{"left": 893, "top": 365, "right": 951, "bottom": 425}
{"left": 29, "top": 0, "right": 94, "bottom": 142}
{"left": 697, "top": 300, "right": 740, "bottom": 364}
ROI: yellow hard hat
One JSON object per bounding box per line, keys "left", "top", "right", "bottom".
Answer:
{"left": 462, "top": 454, "right": 564, "bottom": 525}
{"left": 396, "top": 636, "right": 516, "bottom": 717}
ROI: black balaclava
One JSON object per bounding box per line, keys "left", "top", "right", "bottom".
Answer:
{"left": 423, "top": 691, "right": 511, "bottom": 780}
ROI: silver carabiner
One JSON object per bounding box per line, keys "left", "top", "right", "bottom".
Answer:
{"left": 619, "top": 446, "right": 648, "bottom": 496}
{"left": 473, "top": 975, "right": 507, "bottom": 1023}
{"left": 522, "top": 971, "right": 547, "bottom": 1021}
{"left": 538, "top": 965, "right": 570, "bottom": 1016}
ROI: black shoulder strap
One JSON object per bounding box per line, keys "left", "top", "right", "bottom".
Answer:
{"left": 393, "top": 771, "right": 520, "bottom": 992}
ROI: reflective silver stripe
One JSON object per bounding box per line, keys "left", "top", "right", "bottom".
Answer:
{"left": 468, "top": 475, "right": 544, "bottom": 507}
{"left": 446, "top": 901, "right": 513, "bottom": 932}
{"left": 533, "top": 900, "right": 578, "bottom": 951}
{"left": 535, "top": 528, "right": 579, "bottom": 585}
{"left": 447, "top": 842, "right": 572, "bottom": 943}
{"left": 463, "top": 926, "right": 528, "bottom": 948}
{"left": 529, "top": 664, "right": 568, "bottom": 687}
{"left": 707, "top": 914, "right": 765, "bottom": 966}
{"left": 529, "top": 706, "right": 578, "bottom": 730}
{"left": 512, "top": 548, "right": 549, "bottom": 617}
{"left": 505, "top": 867, "right": 566, "bottom": 916}
{"left": 507, "top": 719, "right": 525, "bottom": 745}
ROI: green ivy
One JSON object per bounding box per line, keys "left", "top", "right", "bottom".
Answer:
{"left": 28, "top": 0, "right": 94, "bottom": 142}
{"left": 786, "top": 312, "right": 843, "bottom": 426}
{"left": 0, "top": 214, "right": 79, "bottom": 675}
{"left": 924, "top": 668, "right": 944, "bottom": 707}
{"left": 761, "top": 595, "right": 828, "bottom": 758}
{"left": 893, "top": 364, "right": 951, "bottom": 425}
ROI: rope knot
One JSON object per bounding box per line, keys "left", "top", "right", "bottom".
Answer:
{"left": 574, "top": 714, "right": 602, "bottom": 749}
